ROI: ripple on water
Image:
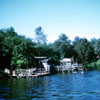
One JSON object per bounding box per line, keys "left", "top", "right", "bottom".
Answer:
{"left": 1, "top": 71, "right": 100, "bottom": 100}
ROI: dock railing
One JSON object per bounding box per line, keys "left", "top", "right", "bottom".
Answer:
{"left": 12, "top": 68, "right": 50, "bottom": 78}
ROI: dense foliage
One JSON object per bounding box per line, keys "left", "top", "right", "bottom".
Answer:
{"left": 0, "top": 26, "right": 100, "bottom": 71}
{"left": 73, "top": 37, "right": 94, "bottom": 66}
{"left": 0, "top": 27, "right": 36, "bottom": 70}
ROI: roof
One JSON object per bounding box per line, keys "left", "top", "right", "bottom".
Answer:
{"left": 35, "top": 57, "right": 47, "bottom": 59}
{"left": 61, "top": 58, "right": 72, "bottom": 62}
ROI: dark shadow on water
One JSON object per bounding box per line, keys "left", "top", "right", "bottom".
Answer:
{"left": 87, "top": 66, "right": 100, "bottom": 71}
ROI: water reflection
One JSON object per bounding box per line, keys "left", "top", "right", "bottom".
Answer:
{"left": 0, "top": 71, "right": 100, "bottom": 100}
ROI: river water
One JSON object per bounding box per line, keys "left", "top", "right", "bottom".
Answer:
{"left": 0, "top": 71, "right": 100, "bottom": 100}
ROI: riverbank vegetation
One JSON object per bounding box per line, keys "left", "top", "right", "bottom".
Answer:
{"left": 0, "top": 26, "right": 100, "bottom": 71}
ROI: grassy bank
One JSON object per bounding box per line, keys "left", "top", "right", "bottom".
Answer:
{"left": 87, "top": 59, "right": 100, "bottom": 70}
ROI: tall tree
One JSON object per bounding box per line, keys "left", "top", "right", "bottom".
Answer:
{"left": 73, "top": 37, "right": 94, "bottom": 66}
{"left": 53, "top": 33, "right": 71, "bottom": 59}
{"left": 34, "top": 26, "right": 47, "bottom": 44}
{"left": 90, "top": 38, "right": 100, "bottom": 59}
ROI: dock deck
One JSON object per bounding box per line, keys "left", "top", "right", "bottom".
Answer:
{"left": 12, "top": 73, "right": 50, "bottom": 78}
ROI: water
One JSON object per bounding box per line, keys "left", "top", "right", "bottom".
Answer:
{"left": 1, "top": 71, "right": 100, "bottom": 100}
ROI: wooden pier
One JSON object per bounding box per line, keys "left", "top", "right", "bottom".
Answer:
{"left": 55, "top": 63, "right": 80, "bottom": 73}
{"left": 11, "top": 68, "right": 50, "bottom": 78}
{"left": 12, "top": 72, "right": 50, "bottom": 78}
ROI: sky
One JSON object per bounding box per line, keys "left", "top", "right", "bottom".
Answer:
{"left": 0, "top": 0, "right": 100, "bottom": 43}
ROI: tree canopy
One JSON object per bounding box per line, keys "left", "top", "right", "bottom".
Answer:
{"left": 0, "top": 26, "right": 99, "bottom": 70}
{"left": 73, "top": 37, "right": 94, "bottom": 65}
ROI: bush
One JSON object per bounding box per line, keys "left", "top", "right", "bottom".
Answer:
{"left": 96, "top": 59, "right": 100, "bottom": 67}
{"left": 87, "top": 59, "right": 100, "bottom": 68}
{"left": 87, "top": 62, "right": 96, "bottom": 67}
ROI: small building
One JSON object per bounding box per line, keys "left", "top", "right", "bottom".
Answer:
{"left": 60, "top": 58, "right": 73, "bottom": 68}
{"left": 56, "top": 58, "right": 74, "bottom": 72}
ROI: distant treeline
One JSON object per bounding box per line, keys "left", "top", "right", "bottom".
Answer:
{"left": 0, "top": 26, "right": 100, "bottom": 70}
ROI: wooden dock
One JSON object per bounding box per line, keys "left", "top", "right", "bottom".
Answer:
{"left": 12, "top": 73, "right": 50, "bottom": 78}
{"left": 55, "top": 65, "right": 79, "bottom": 73}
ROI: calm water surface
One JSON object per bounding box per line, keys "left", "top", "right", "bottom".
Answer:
{"left": 0, "top": 71, "right": 100, "bottom": 100}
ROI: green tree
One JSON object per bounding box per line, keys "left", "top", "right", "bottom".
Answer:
{"left": 73, "top": 37, "right": 94, "bottom": 66}
{"left": 0, "top": 30, "right": 9, "bottom": 69}
{"left": 53, "top": 33, "right": 71, "bottom": 59}
{"left": 0, "top": 27, "right": 36, "bottom": 70}
{"left": 0, "top": 27, "right": 17, "bottom": 70}
{"left": 91, "top": 38, "right": 100, "bottom": 59}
